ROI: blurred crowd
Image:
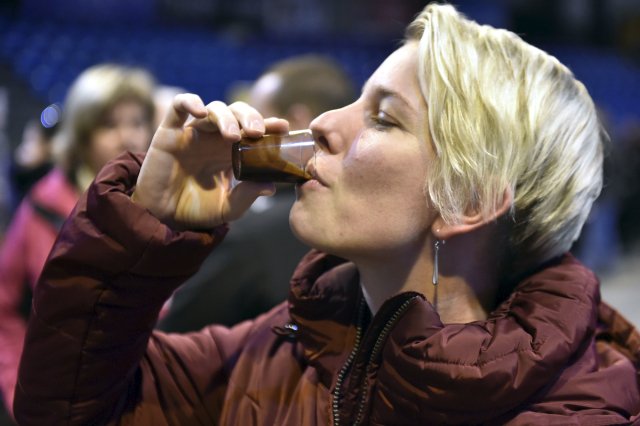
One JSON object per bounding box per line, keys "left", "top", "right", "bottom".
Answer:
{"left": 0, "top": 0, "right": 639, "bottom": 424}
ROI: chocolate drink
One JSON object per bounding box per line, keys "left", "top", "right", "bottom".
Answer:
{"left": 232, "top": 130, "right": 316, "bottom": 183}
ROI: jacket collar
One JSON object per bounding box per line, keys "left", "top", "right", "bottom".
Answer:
{"left": 287, "top": 250, "right": 362, "bottom": 387}
{"left": 287, "top": 251, "right": 602, "bottom": 364}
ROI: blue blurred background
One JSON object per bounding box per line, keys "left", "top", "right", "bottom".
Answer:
{"left": 1, "top": 0, "right": 639, "bottom": 144}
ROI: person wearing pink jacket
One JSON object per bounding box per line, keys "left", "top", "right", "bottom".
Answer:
{"left": 0, "top": 63, "right": 155, "bottom": 419}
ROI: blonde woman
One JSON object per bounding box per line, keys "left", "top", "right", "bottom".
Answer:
{"left": 15, "top": 4, "right": 640, "bottom": 425}
{"left": 0, "top": 64, "right": 155, "bottom": 419}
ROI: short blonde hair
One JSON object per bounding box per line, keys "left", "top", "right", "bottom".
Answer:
{"left": 53, "top": 63, "right": 155, "bottom": 180}
{"left": 406, "top": 4, "right": 603, "bottom": 266}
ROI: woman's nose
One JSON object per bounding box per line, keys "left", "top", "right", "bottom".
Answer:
{"left": 309, "top": 102, "right": 361, "bottom": 155}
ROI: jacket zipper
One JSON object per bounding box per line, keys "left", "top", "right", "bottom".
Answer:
{"left": 352, "top": 295, "right": 419, "bottom": 425}
{"left": 331, "top": 299, "right": 366, "bottom": 426}
{"left": 332, "top": 294, "right": 419, "bottom": 426}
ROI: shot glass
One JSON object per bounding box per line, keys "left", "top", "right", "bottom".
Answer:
{"left": 232, "top": 129, "right": 317, "bottom": 183}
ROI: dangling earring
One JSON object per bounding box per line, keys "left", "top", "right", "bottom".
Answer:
{"left": 432, "top": 240, "right": 445, "bottom": 286}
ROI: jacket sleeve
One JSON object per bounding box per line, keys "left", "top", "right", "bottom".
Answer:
{"left": 13, "top": 152, "right": 256, "bottom": 425}
{"left": 0, "top": 202, "right": 31, "bottom": 417}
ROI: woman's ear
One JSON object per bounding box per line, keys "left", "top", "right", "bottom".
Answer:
{"left": 431, "top": 188, "right": 513, "bottom": 240}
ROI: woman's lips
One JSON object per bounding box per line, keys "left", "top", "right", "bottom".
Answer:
{"left": 305, "top": 162, "right": 327, "bottom": 186}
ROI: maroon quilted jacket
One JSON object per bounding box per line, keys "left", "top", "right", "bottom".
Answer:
{"left": 13, "top": 153, "right": 640, "bottom": 425}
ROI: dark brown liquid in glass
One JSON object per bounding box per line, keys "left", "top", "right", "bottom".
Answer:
{"left": 232, "top": 133, "right": 314, "bottom": 183}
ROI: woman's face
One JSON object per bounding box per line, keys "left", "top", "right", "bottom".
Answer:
{"left": 88, "top": 99, "right": 152, "bottom": 172}
{"left": 290, "top": 42, "right": 436, "bottom": 260}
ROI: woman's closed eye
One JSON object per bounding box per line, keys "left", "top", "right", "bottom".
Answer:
{"left": 369, "top": 110, "right": 398, "bottom": 131}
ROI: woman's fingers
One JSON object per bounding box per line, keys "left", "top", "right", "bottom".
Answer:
{"left": 191, "top": 101, "right": 265, "bottom": 139}
{"left": 226, "top": 105, "right": 291, "bottom": 138}
{"left": 263, "top": 117, "right": 290, "bottom": 135}
{"left": 187, "top": 101, "right": 241, "bottom": 140}
{"left": 139, "top": 96, "right": 297, "bottom": 227}
{"left": 182, "top": 100, "right": 293, "bottom": 142}
{"left": 161, "top": 93, "right": 207, "bottom": 129}
{"left": 228, "top": 101, "right": 265, "bottom": 138}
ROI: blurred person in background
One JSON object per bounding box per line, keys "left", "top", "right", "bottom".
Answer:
{"left": 247, "top": 55, "right": 357, "bottom": 131}
{"left": 0, "top": 63, "right": 155, "bottom": 420}
{"left": 8, "top": 114, "right": 59, "bottom": 210}
{"left": 158, "top": 54, "right": 357, "bottom": 331}
{"left": 0, "top": 87, "right": 11, "bottom": 242}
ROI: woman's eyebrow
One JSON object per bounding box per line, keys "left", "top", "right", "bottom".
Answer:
{"left": 375, "top": 90, "right": 416, "bottom": 120}
{"left": 362, "top": 81, "right": 414, "bottom": 113}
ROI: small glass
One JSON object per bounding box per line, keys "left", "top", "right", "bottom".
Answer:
{"left": 232, "top": 129, "right": 317, "bottom": 183}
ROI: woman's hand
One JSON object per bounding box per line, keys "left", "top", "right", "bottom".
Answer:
{"left": 132, "top": 94, "right": 288, "bottom": 229}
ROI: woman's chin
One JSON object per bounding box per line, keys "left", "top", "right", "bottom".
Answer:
{"left": 288, "top": 212, "right": 329, "bottom": 253}
{"left": 289, "top": 214, "right": 317, "bottom": 248}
